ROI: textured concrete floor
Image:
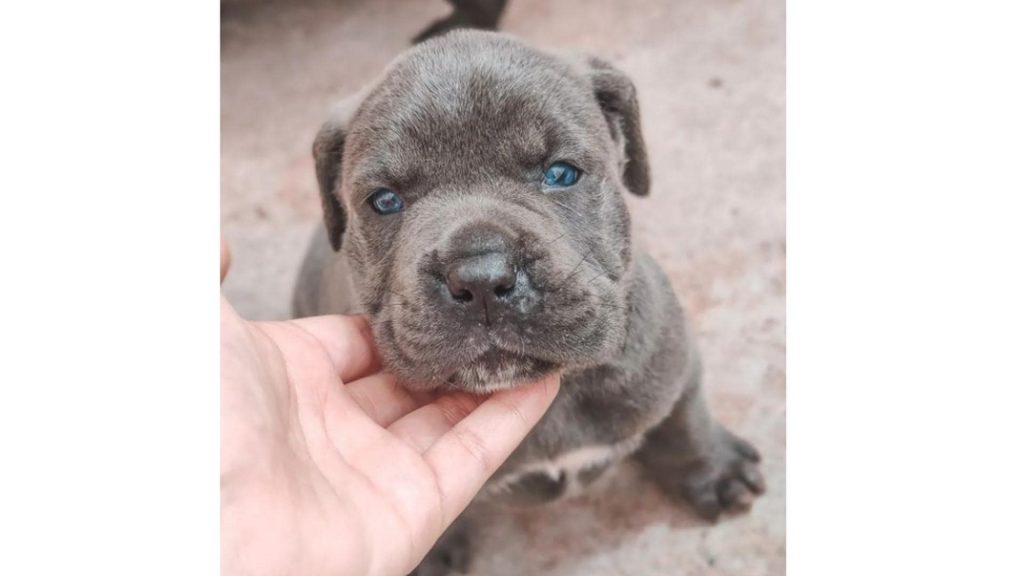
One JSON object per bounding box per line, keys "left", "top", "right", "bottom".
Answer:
{"left": 221, "top": 0, "right": 784, "bottom": 574}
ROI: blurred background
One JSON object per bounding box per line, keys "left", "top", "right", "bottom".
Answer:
{"left": 221, "top": 0, "right": 784, "bottom": 573}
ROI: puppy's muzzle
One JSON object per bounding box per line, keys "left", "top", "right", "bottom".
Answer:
{"left": 436, "top": 223, "right": 539, "bottom": 324}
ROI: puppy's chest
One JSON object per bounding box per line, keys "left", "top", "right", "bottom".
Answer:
{"left": 481, "top": 435, "right": 644, "bottom": 506}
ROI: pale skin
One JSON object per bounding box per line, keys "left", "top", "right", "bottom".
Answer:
{"left": 220, "top": 240, "right": 561, "bottom": 576}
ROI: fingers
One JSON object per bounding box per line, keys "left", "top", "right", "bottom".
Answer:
{"left": 345, "top": 372, "right": 426, "bottom": 427}
{"left": 287, "top": 315, "right": 381, "bottom": 382}
{"left": 388, "top": 392, "right": 484, "bottom": 452}
{"left": 423, "top": 372, "right": 561, "bottom": 524}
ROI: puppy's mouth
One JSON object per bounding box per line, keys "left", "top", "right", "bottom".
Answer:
{"left": 443, "top": 347, "right": 558, "bottom": 394}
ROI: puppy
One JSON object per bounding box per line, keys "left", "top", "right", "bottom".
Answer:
{"left": 293, "top": 30, "right": 765, "bottom": 575}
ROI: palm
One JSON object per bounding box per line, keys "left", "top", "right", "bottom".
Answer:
{"left": 220, "top": 297, "right": 558, "bottom": 576}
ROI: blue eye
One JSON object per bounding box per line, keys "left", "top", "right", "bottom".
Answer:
{"left": 543, "top": 162, "right": 581, "bottom": 188}
{"left": 369, "top": 188, "right": 404, "bottom": 215}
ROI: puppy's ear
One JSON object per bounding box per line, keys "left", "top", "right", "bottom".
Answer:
{"left": 313, "top": 116, "right": 348, "bottom": 251}
{"left": 585, "top": 57, "right": 650, "bottom": 196}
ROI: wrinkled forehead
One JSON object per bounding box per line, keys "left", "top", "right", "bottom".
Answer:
{"left": 343, "top": 43, "right": 609, "bottom": 192}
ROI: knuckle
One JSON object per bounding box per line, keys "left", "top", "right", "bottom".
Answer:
{"left": 495, "top": 396, "right": 530, "bottom": 428}
{"left": 348, "top": 386, "right": 380, "bottom": 421}
{"left": 453, "top": 427, "right": 492, "bottom": 473}
{"left": 437, "top": 394, "right": 476, "bottom": 426}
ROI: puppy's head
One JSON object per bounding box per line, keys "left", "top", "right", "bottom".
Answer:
{"left": 314, "top": 31, "right": 649, "bottom": 392}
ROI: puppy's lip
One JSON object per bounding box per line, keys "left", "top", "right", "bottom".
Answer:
{"left": 438, "top": 348, "right": 518, "bottom": 386}
{"left": 473, "top": 345, "right": 523, "bottom": 363}
{"left": 441, "top": 346, "right": 561, "bottom": 393}
{"left": 466, "top": 346, "right": 543, "bottom": 373}
{"left": 441, "top": 378, "right": 518, "bottom": 395}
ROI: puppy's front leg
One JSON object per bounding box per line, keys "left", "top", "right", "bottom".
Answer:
{"left": 636, "top": 364, "right": 766, "bottom": 520}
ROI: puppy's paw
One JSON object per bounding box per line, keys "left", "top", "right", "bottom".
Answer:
{"left": 409, "top": 525, "right": 471, "bottom": 576}
{"left": 677, "top": 428, "right": 766, "bottom": 521}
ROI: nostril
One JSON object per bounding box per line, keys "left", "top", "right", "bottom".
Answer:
{"left": 451, "top": 287, "right": 474, "bottom": 303}
{"left": 444, "top": 269, "right": 477, "bottom": 303}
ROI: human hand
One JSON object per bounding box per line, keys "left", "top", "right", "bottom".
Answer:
{"left": 220, "top": 241, "right": 560, "bottom": 576}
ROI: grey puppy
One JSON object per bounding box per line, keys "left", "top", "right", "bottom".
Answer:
{"left": 293, "top": 30, "right": 764, "bottom": 575}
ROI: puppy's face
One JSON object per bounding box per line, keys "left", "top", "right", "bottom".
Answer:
{"left": 315, "top": 31, "right": 650, "bottom": 392}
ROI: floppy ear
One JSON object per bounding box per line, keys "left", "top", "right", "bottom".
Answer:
{"left": 313, "top": 117, "right": 348, "bottom": 251}
{"left": 585, "top": 57, "right": 650, "bottom": 196}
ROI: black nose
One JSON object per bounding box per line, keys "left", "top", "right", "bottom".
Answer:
{"left": 445, "top": 252, "right": 517, "bottom": 305}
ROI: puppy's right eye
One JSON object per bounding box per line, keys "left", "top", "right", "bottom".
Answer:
{"left": 369, "top": 189, "right": 404, "bottom": 215}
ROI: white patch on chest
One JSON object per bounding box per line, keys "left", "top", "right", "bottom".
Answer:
{"left": 485, "top": 434, "right": 645, "bottom": 500}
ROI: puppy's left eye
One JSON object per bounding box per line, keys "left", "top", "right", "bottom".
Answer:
{"left": 369, "top": 188, "right": 404, "bottom": 215}
{"left": 543, "top": 162, "right": 581, "bottom": 188}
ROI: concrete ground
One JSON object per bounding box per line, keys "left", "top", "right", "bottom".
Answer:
{"left": 221, "top": 0, "right": 784, "bottom": 574}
